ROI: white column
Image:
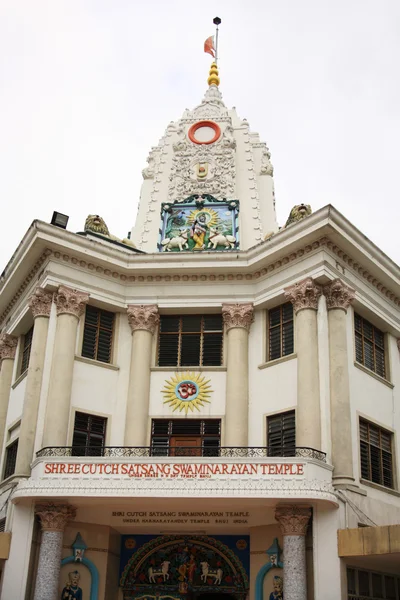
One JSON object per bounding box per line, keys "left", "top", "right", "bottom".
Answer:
{"left": 125, "top": 305, "right": 159, "bottom": 446}
{"left": 222, "top": 303, "right": 254, "bottom": 447}
{"left": 324, "top": 279, "right": 355, "bottom": 485}
{"left": 15, "top": 288, "right": 53, "bottom": 475}
{"left": 0, "top": 334, "right": 18, "bottom": 456}
{"left": 275, "top": 505, "right": 311, "bottom": 600}
{"left": 285, "top": 278, "right": 322, "bottom": 451}
{"left": 33, "top": 503, "right": 76, "bottom": 600}
{"left": 1, "top": 503, "right": 35, "bottom": 600}
{"left": 42, "top": 286, "right": 89, "bottom": 448}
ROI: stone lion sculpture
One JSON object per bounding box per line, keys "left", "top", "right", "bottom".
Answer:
{"left": 84, "top": 215, "right": 136, "bottom": 248}
{"left": 264, "top": 203, "right": 312, "bottom": 241}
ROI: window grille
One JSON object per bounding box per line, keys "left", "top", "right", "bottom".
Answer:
{"left": 72, "top": 412, "right": 107, "bottom": 457}
{"left": 20, "top": 327, "right": 33, "bottom": 374}
{"left": 268, "top": 303, "right": 294, "bottom": 361}
{"left": 355, "top": 314, "right": 386, "bottom": 378}
{"left": 3, "top": 440, "right": 18, "bottom": 480}
{"left": 0, "top": 518, "right": 6, "bottom": 532}
{"left": 360, "top": 419, "right": 393, "bottom": 489}
{"left": 347, "top": 567, "right": 400, "bottom": 599}
{"left": 267, "top": 411, "right": 295, "bottom": 456}
{"left": 158, "top": 315, "right": 223, "bottom": 367}
{"left": 81, "top": 306, "right": 115, "bottom": 363}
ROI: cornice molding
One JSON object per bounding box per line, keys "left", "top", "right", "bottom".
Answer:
{"left": 29, "top": 287, "right": 53, "bottom": 318}
{"left": 54, "top": 285, "right": 90, "bottom": 318}
{"left": 324, "top": 278, "right": 355, "bottom": 312}
{"left": 284, "top": 277, "right": 323, "bottom": 313}
{"left": 35, "top": 503, "right": 76, "bottom": 532}
{"left": 0, "top": 333, "right": 18, "bottom": 361}
{"left": 275, "top": 505, "right": 312, "bottom": 536}
{"left": 222, "top": 303, "right": 254, "bottom": 332}
{"left": 127, "top": 304, "right": 160, "bottom": 335}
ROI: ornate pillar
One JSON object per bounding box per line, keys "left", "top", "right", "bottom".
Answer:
{"left": 42, "top": 286, "right": 89, "bottom": 448}
{"left": 222, "top": 303, "right": 254, "bottom": 447}
{"left": 33, "top": 503, "right": 76, "bottom": 600}
{"left": 324, "top": 279, "right": 355, "bottom": 484}
{"left": 0, "top": 334, "right": 18, "bottom": 456}
{"left": 125, "top": 305, "right": 159, "bottom": 446}
{"left": 285, "top": 278, "right": 322, "bottom": 450}
{"left": 275, "top": 505, "right": 311, "bottom": 600}
{"left": 15, "top": 288, "right": 53, "bottom": 475}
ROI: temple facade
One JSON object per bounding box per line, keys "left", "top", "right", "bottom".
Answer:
{"left": 0, "top": 61, "right": 399, "bottom": 600}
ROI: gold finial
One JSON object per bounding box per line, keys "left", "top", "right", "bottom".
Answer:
{"left": 208, "top": 62, "right": 220, "bottom": 87}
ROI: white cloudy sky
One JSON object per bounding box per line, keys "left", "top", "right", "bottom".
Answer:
{"left": 1, "top": 0, "right": 400, "bottom": 270}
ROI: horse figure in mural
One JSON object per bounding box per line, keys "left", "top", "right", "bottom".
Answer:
{"left": 148, "top": 561, "right": 171, "bottom": 583}
{"left": 199, "top": 562, "right": 223, "bottom": 584}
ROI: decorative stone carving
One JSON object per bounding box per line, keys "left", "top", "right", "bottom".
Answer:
{"left": 84, "top": 215, "right": 136, "bottom": 248}
{"left": 275, "top": 505, "right": 311, "bottom": 536}
{"left": 142, "top": 150, "right": 157, "bottom": 179}
{"left": 222, "top": 303, "right": 254, "bottom": 332}
{"left": 260, "top": 145, "right": 274, "bottom": 176}
{"left": 127, "top": 305, "right": 160, "bottom": 335}
{"left": 35, "top": 503, "right": 76, "bottom": 532}
{"left": 285, "top": 204, "right": 312, "bottom": 227}
{"left": 29, "top": 287, "right": 53, "bottom": 318}
{"left": 54, "top": 286, "right": 90, "bottom": 318}
{"left": 0, "top": 333, "right": 18, "bottom": 361}
{"left": 284, "top": 277, "right": 322, "bottom": 313}
{"left": 324, "top": 279, "right": 355, "bottom": 312}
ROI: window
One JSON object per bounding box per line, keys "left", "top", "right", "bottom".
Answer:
{"left": 20, "top": 327, "right": 33, "bottom": 374}
{"left": 347, "top": 567, "right": 400, "bottom": 599}
{"left": 0, "top": 518, "right": 5, "bottom": 532}
{"left": 268, "top": 303, "right": 294, "bottom": 361}
{"left": 151, "top": 419, "right": 221, "bottom": 456}
{"left": 3, "top": 440, "right": 18, "bottom": 480}
{"left": 72, "top": 412, "right": 107, "bottom": 456}
{"left": 360, "top": 419, "right": 393, "bottom": 489}
{"left": 81, "top": 306, "right": 115, "bottom": 363}
{"left": 267, "top": 411, "right": 295, "bottom": 456}
{"left": 355, "top": 314, "right": 386, "bottom": 378}
{"left": 158, "top": 315, "right": 223, "bottom": 367}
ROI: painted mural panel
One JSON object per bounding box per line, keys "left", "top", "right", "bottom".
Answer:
{"left": 120, "top": 534, "right": 249, "bottom": 600}
{"left": 158, "top": 195, "right": 239, "bottom": 252}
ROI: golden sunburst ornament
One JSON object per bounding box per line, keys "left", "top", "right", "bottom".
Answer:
{"left": 187, "top": 207, "right": 219, "bottom": 228}
{"left": 162, "top": 372, "right": 213, "bottom": 414}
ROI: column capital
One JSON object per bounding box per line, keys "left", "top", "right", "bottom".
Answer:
{"left": 35, "top": 503, "right": 76, "bottom": 532}
{"left": 324, "top": 279, "right": 355, "bottom": 312}
{"left": 29, "top": 287, "right": 53, "bottom": 318}
{"left": 284, "top": 277, "right": 322, "bottom": 313}
{"left": 275, "top": 505, "right": 311, "bottom": 536}
{"left": 0, "top": 334, "right": 18, "bottom": 361}
{"left": 54, "top": 285, "right": 90, "bottom": 318}
{"left": 222, "top": 303, "right": 254, "bottom": 332}
{"left": 127, "top": 304, "right": 160, "bottom": 335}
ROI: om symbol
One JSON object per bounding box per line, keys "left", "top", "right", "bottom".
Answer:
{"left": 176, "top": 381, "right": 198, "bottom": 401}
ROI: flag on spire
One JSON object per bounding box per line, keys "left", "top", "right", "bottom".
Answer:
{"left": 204, "top": 36, "right": 215, "bottom": 58}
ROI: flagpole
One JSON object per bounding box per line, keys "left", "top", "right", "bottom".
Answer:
{"left": 213, "top": 16, "right": 221, "bottom": 64}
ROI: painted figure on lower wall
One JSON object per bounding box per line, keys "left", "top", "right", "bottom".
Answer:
{"left": 269, "top": 575, "right": 283, "bottom": 600}
{"left": 61, "top": 570, "right": 83, "bottom": 600}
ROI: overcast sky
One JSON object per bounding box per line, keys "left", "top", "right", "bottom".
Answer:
{"left": 1, "top": 0, "right": 400, "bottom": 272}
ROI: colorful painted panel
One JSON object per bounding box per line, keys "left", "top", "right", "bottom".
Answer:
{"left": 120, "top": 534, "right": 249, "bottom": 600}
{"left": 158, "top": 195, "right": 239, "bottom": 252}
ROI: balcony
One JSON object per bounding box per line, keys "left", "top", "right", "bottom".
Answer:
{"left": 36, "top": 446, "right": 327, "bottom": 461}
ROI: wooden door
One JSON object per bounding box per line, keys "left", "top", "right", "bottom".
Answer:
{"left": 170, "top": 436, "right": 202, "bottom": 457}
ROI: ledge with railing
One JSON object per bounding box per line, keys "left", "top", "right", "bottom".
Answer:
{"left": 36, "top": 446, "right": 327, "bottom": 462}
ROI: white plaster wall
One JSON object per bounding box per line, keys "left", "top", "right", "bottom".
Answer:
{"left": 313, "top": 504, "right": 345, "bottom": 600}
{"left": 6, "top": 377, "right": 26, "bottom": 431}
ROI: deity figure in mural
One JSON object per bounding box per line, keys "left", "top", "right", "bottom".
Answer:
{"left": 269, "top": 575, "right": 283, "bottom": 600}
{"left": 190, "top": 213, "right": 208, "bottom": 250}
{"left": 61, "top": 571, "right": 83, "bottom": 600}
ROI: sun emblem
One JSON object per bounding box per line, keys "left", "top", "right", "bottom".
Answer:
{"left": 162, "top": 372, "right": 213, "bottom": 414}
{"left": 187, "top": 207, "right": 219, "bottom": 228}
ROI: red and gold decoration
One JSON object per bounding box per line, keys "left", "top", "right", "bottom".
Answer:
{"left": 162, "top": 372, "right": 213, "bottom": 414}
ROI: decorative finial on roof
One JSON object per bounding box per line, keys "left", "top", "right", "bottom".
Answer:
{"left": 208, "top": 62, "right": 220, "bottom": 87}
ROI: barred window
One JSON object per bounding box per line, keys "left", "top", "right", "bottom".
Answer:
{"left": 151, "top": 419, "right": 221, "bottom": 457}
{"left": 20, "top": 326, "right": 33, "bottom": 374}
{"left": 72, "top": 412, "right": 107, "bottom": 457}
{"left": 355, "top": 314, "right": 386, "bottom": 378}
{"left": 3, "top": 439, "right": 18, "bottom": 480}
{"left": 158, "top": 315, "right": 223, "bottom": 367}
{"left": 81, "top": 306, "right": 115, "bottom": 363}
{"left": 268, "top": 303, "right": 294, "bottom": 361}
{"left": 347, "top": 567, "right": 400, "bottom": 599}
{"left": 360, "top": 419, "right": 393, "bottom": 489}
{"left": 267, "top": 411, "right": 295, "bottom": 457}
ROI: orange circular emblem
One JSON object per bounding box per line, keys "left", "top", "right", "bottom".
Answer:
{"left": 188, "top": 121, "right": 221, "bottom": 145}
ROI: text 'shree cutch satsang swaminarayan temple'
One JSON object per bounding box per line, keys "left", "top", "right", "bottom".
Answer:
{"left": 0, "top": 17, "right": 399, "bottom": 600}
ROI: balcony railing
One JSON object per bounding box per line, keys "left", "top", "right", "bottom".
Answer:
{"left": 36, "top": 446, "right": 326, "bottom": 462}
